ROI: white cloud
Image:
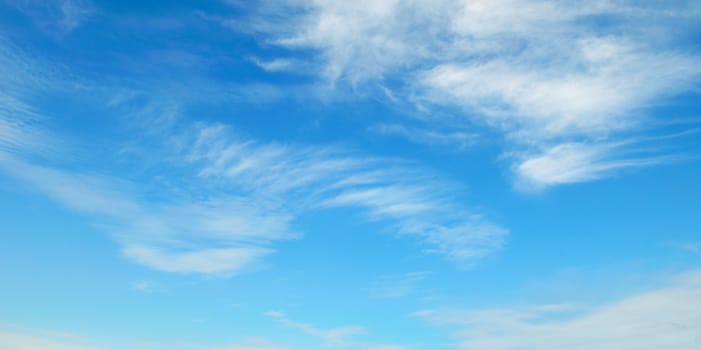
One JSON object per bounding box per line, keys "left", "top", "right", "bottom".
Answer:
{"left": 0, "top": 38, "right": 505, "bottom": 274}
{"left": 131, "top": 280, "right": 157, "bottom": 292}
{"left": 513, "top": 142, "right": 672, "bottom": 190}
{"left": 5, "top": 0, "right": 95, "bottom": 35}
{"left": 0, "top": 149, "right": 292, "bottom": 276}
{"left": 408, "top": 219, "right": 507, "bottom": 266}
{"left": 249, "top": 57, "right": 307, "bottom": 73}
{"left": 207, "top": 338, "right": 292, "bottom": 350}
{"left": 267, "top": 311, "right": 365, "bottom": 346}
{"left": 0, "top": 98, "right": 46, "bottom": 157}
{"left": 188, "top": 123, "right": 507, "bottom": 268}
{"left": 0, "top": 23, "right": 505, "bottom": 275}
{"left": 243, "top": 0, "right": 701, "bottom": 189}
{"left": 123, "top": 245, "right": 273, "bottom": 275}
{"left": 0, "top": 38, "right": 61, "bottom": 159}
{"left": 661, "top": 241, "right": 701, "bottom": 255}
{"left": 265, "top": 312, "right": 408, "bottom": 350}
{"left": 0, "top": 325, "right": 295, "bottom": 350}
{"left": 419, "top": 40, "right": 700, "bottom": 137}
{"left": 0, "top": 327, "right": 99, "bottom": 350}
{"left": 369, "top": 271, "right": 430, "bottom": 298}
{"left": 58, "top": 0, "right": 94, "bottom": 33}
{"left": 0, "top": 116, "right": 505, "bottom": 274}
{"left": 417, "top": 269, "right": 701, "bottom": 350}
{"left": 370, "top": 123, "right": 477, "bottom": 150}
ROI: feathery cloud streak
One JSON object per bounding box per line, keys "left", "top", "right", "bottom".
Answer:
{"left": 0, "top": 37, "right": 505, "bottom": 276}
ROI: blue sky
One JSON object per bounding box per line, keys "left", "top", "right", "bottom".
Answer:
{"left": 0, "top": 0, "right": 700, "bottom": 349}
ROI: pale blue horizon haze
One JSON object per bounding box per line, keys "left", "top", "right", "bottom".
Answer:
{"left": 0, "top": 1, "right": 700, "bottom": 349}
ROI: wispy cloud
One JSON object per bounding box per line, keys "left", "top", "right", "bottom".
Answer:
{"left": 207, "top": 338, "right": 292, "bottom": 350}
{"left": 0, "top": 324, "right": 295, "bottom": 350}
{"left": 0, "top": 32, "right": 95, "bottom": 159}
{"left": 188, "top": 123, "right": 507, "bottom": 268}
{"left": 661, "top": 241, "right": 701, "bottom": 255}
{"left": 0, "top": 34, "right": 506, "bottom": 276}
{"left": 266, "top": 311, "right": 365, "bottom": 346}
{"left": 0, "top": 115, "right": 505, "bottom": 275}
{"left": 0, "top": 149, "right": 295, "bottom": 276}
{"left": 0, "top": 326, "right": 99, "bottom": 350}
{"left": 417, "top": 269, "right": 701, "bottom": 350}
{"left": 123, "top": 245, "right": 274, "bottom": 275}
{"left": 266, "top": 311, "right": 408, "bottom": 350}
{"left": 5, "top": 0, "right": 95, "bottom": 35}
{"left": 0, "top": 38, "right": 60, "bottom": 158}
{"left": 0, "top": 37, "right": 294, "bottom": 276}
{"left": 57, "top": 0, "right": 94, "bottom": 33}
{"left": 369, "top": 271, "right": 430, "bottom": 298}
{"left": 512, "top": 142, "right": 675, "bottom": 191}
{"left": 233, "top": 0, "right": 701, "bottom": 189}
{"left": 249, "top": 57, "right": 310, "bottom": 74}
{"left": 370, "top": 124, "right": 477, "bottom": 151}
{"left": 131, "top": 280, "right": 158, "bottom": 292}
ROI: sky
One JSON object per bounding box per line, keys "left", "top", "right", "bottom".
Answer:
{"left": 0, "top": 0, "right": 700, "bottom": 349}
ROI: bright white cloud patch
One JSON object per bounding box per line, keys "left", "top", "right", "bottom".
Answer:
{"left": 417, "top": 269, "right": 701, "bottom": 350}
{"left": 249, "top": 0, "right": 701, "bottom": 189}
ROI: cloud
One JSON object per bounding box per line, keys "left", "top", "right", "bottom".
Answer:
{"left": 369, "top": 271, "right": 430, "bottom": 298}
{"left": 239, "top": 0, "right": 701, "bottom": 189}
{"left": 0, "top": 115, "right": 505, "bottom": 274}
{"left": 131, "top": 280, "right": 157, "bottom": 292}
{"left": 661, "top": 241, "right": 701, "bottom": 255}
{"left": 266, "top": 311, "right": 365, "bottom": 346}
{"left": 417, "top": 268, "right": 701, "bottom": 350}
{"left": 249, "top": 57, "right": 311, "bottom": 74}
{"left": 0, "top": 324, "right": 294, "bottom": 350}
{"left": 0, "top": 38, "right": 296, "bottom": 277}
{"left": 188, "top": 123, "right": 507, "bottom": 268}
{"left": 5, "top": 0, "right": 95, "bottom": 35}
{"left": 0, "top": 326, "right": 99, "bottom": 350}
{"left": 207, "top": 338, "right": 292, "bottom": 350}
{"left": 370, "top": 124, "right": 477, "bottom": 151}
{"left": 0, "top": 149, "right": 293, "bottom": 276}
{"left": 265, "top": 312, "right": 408, "bottom": 350}
{"left": 123, "top": 245, "right": 274, "bottom": 275}
{"left": 0, "top": 38, "right": 62, "bottom": 158}
{"left": 57, "top": 0, "right": 94, "bottom": 33}
{"left": 0, "top": 35, "right": 506, "bottom": 275}
{"left": 513, "top": 142, "right": 672, "bottom": 190}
